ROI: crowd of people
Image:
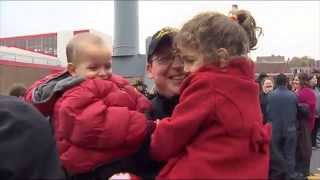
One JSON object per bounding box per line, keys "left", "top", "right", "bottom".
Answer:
{"left": 0, "top": 8, "right": 316, "bottom": 180}
{"left": 258, "top": 71, "right": 320, "bottom": 179}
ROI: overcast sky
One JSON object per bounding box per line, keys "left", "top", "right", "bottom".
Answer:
{"left": 0, "top": 1, "right": 319, "bottom": 60}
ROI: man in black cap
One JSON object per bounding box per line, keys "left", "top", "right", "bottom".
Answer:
{"left": 146, "top": 27, "right": 186, "bottom": 119}
{"left": 130, "top": 27, "right": 187, "bottom": 179}
{"left": 0, "top": 96, "right": 65, "bottom": 180}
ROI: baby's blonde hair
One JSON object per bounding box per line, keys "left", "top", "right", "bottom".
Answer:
{"left": 66, "top": 33, "right": 108, "bottom": 64}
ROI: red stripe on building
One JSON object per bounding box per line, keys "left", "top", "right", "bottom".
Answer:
{"left": 0, "top": 32, "right": 57, "bottom": 41}
{"left": 0, "top": 59, "right": 63, "bottom": 70}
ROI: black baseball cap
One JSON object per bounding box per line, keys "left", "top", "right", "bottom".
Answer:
{"left": 147, "top": 27, "right": 179, "bottom": 63}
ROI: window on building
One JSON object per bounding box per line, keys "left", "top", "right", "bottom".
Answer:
{"left": 27, "top": 38, "right": 42, "bottom": 52}
{"left": 15, "top": 39, "right": 27, "bottom": 49}
{"left": 52, "top": 35, "right": 57, "bottom": 56}
{"left": 4, "top": 40, "right": 14, "bottom": 47}
{"left": 42, "top": 35, "right": 57, "bottom": 56}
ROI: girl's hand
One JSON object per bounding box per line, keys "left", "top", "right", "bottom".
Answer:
{"left": 109, "top": 173, "right": 131, "bottom": 180}
{"left": 155, "top": 119, "right": 160, "bottom": 125}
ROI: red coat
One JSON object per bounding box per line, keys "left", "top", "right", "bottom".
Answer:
{"left": 297, "top": 87, "right": 316, "bottom": 131}
{"left": 150, "top": 57, "right": 271, "bottom": 179}
{"left": 24, "top": 71, "right": 67, "bottom": 116}
{"left": 25, "top": 73, "right": 152, "bottom": 174}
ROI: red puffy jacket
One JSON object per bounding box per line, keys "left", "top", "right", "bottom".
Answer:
{"left": 150, "top": 57, "right": 271, "bottom": 179}
{"left": 25, "top": 73, "right": 152, "bottom": 174}
{"left": 24, "top": 71, "right": 69, "bottom": 116}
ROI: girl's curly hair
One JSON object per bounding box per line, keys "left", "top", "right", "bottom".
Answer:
{"left": 175, "top": 10, "right": 262, "bottom": 62}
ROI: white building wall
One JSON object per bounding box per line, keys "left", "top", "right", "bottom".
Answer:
{"left": 57, "top": 31, "right": 73, "bottom": 66}
{"left": 0, "top": 46, "right": 59, "bottom": 66}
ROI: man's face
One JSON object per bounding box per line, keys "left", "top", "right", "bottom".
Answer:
{"left": 147, "top": 44, "right": 187, "bottom": 97}
{"left": 293, "top": 76, "right": 301, "bottom": 90}
{"left": 70, "top": 44, "right": 112, "bottom": 80}
{"left": 310, "top": 75, "right": 318, "bottom": 87}
{"left": 262, "top": 79, "right": 273, "bottom": 94}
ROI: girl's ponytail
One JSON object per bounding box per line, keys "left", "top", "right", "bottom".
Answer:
{"left": 234, "top": 10, "right": 263, "bottom": 50}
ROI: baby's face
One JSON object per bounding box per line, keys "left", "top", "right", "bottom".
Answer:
{"left": 74, "top": 45, "right": 112, "bottom": 80}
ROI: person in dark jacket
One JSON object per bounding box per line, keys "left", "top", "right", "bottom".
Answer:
{"left": 131, "top": 27, "right": 186, "bottom": 179}
{"left": 146, "top": 27, "right": 186, "bottom": 119}
{"left": 0, "top": 95, "right": 65, "bottom": 180}
{"left": 311, "top": 73, "right": 320, "bottom": 148}
{"left": 267, "top": 73, "right": 298, "bottom": 180}
{"left": 260, "top": 76, "right": 274, "bottom": 123}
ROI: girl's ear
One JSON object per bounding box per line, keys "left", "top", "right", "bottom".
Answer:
{"left": 216, "top": 48, "right": 229, "bottom": 68}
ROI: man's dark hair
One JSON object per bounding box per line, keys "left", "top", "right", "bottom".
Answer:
{"left": 256, "top": 72, "right": 268, "bottom": 83}
{"left": 275, "top": 73, "right": 288, "bottom": 87}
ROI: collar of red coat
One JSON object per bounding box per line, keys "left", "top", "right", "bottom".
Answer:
{"left": 31, "top": 71, "right": 129, "bottom": 105}
{"left": 196, "top": 56, "right": 255, "bottom": 80}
